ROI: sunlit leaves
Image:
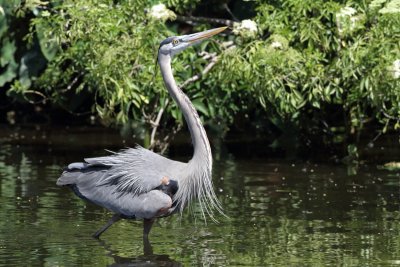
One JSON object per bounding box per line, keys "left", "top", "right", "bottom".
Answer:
{"left": 3, "top": 0, "right": 399, "bottom": 143}
{"left": 240, "top": 0, "right": 400, "bottom": 129}
{"left": 31, "top": 0, "right": 173, "bottom": 123}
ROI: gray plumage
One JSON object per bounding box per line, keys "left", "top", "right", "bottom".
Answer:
{"left": 57, "top": 27, "right": 227, "bottom": 239}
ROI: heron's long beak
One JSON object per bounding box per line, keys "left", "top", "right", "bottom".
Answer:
{"left": 184, "top": 27, "right": 228, "bottom": 44}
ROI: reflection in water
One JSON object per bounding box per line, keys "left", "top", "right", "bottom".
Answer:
{"left": 0, "top": 132, "right": 400, "bottom": 266}
{"left": 97, "top": 238, "right": 182, "bottom": 267}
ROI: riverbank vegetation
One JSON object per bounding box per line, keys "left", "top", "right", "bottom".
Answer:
{"left": 1, "top": 0, "right": 399, "bottom": 156}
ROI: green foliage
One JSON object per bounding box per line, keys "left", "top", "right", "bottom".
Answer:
{"left": 164, "top": 0, "right": 200, "bottom": 13}
{"left": 0, "top": 37, "right": 18, "bottom": 86}
{"left": 2, "top": 0, "right": 400, "bottom": 147}
{"left": 0, "top": 1, "right": 18, "bottom": 87}
{"left": 29, "top": 0, "right": 171, "bottom": 122}
{"left": 216, "top": 0, "right": 400, "bottom": 132}
{"left": 0, "top": 0, "right": 49, "bottom": 96}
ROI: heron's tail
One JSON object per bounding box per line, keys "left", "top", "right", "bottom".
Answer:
{"left": 57, "top": 162, "right": 109, "bottom": 186}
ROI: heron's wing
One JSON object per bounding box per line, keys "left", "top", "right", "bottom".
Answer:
{"left": 84, "top": 146, "right": 185, "bottom": 196}
{"left": 72, "top": 178, "right": 173, "bottom": 219}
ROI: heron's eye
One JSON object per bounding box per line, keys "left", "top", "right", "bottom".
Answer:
{"left": 172, "top": 39, "right": 180, "bottom": 46}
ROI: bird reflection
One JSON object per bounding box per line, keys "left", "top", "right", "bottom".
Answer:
{"left": 96, "top": 237, "right": 182, "bottom": 267}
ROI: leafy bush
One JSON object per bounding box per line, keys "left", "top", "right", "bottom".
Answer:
{"left": 0, "top": 0, "right": 49, "bottom": 92}
{"left": 1, "top": 0, "right": 399, "bottom": 150}
{"left": 215, "top": 0, "right": 400, "bottom": 134}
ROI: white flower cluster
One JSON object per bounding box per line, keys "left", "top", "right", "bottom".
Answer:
{"left": 379, "top": 0, "right": 400, "bottom": 14}
{"left": 369, "top": 0, "right": 388, "bottom": 10}
{"left": 233, "top": 19, "right": 258, "bottom": 38}
{"left": 392, "top": 59, "right": 400, "bottom": 79}
{"left": 270, "top": 41, "right": 283, "bottom": 49}
{"left": 336, "top": 6, "right": 361, "bottom": 34}
{"left": 268, "top": 34, "right": 288, "bottom": 50}
{"left": 338, "top": 6, "right": 357, "bottom": 16}
{"left": 148, "top": 3, "right": 176, "bottom": 21}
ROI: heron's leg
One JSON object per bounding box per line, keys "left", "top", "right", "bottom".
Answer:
{"left": 143, "top": 218, "right": 155, "bottom": 237}
{"left": 92, "top": 214, "right": 121, "bottom": 239}
{"left": 143, "top": 219, "right": 155, "bottom": 255}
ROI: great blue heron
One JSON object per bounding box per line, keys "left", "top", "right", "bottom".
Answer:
{"left": 57, "top": 27, "right": 227, "bottom": 239}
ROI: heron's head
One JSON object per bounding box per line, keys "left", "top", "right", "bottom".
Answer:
{"left": 158, "top": 26, "right": 227, "bottom": 56}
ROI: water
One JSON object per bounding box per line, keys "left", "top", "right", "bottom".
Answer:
{"left": 0, "top": 126, "right": 399, "bottom": 266}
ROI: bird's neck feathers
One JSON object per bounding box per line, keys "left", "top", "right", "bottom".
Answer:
{"left": 158, "top": 53, "right": 212, "bottom": 171}
{"left": 158, "top": 52, "right": 222, "bottom": 220}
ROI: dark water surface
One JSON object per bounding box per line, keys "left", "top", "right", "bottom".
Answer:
{"left": 0, "top": 126, "right": 399, "bottom": 266}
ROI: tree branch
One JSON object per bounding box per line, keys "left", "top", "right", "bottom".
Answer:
{"left": 149, "top": 98, "right": 169, "bottom": 149}
{"left": 176, "top": 15, "right": 235, "bottom": 27}
{"left": 222, "top": 3, "right": 239, "bottom": 22}
{"left": 160, "top": 124, "right": 182, "bottom": 154}
{"left": 60, "top": 72, "right": 84, "bottom": 93}
{"left": 180, "top": 52, "right": 219, "bottom": 88}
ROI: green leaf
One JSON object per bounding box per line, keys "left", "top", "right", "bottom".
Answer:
{"left": 192, "top": 98, "right": 209, "bottom": 116}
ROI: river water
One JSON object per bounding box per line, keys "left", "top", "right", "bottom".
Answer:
{"left": 0, "top": 125, "right": 399, "bottom": 266}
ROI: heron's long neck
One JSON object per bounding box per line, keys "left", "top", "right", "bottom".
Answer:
{"left": 158, "top": 53, "right": 212, "bottom": 171}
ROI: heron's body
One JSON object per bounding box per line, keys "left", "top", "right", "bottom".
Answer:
{"left": 57, "top": 27, "right": 227, "bottom": 239}
{"left": 58, "top": 147, "right": 183, "bottom": 219}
